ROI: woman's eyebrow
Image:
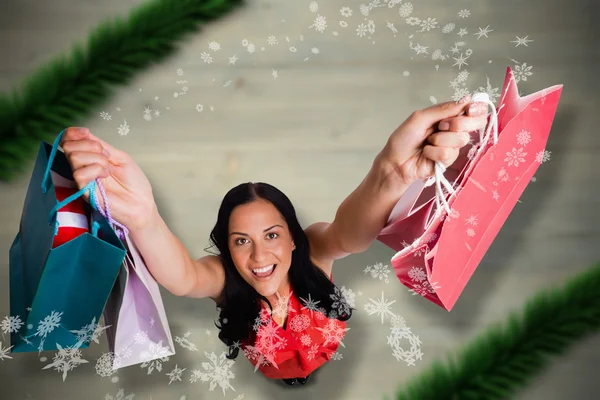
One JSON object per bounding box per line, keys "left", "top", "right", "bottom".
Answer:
{"left": 229, "top": 224, "right": 283, "bottom": 236}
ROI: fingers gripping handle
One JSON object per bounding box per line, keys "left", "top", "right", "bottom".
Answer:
{"left": 44, "top": 129, "right": 125, "bottom": 239}
{"left": 430, "top": 92, "right": 499, "bottom": 215}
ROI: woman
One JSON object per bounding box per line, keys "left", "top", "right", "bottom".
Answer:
{"left": 60, "top": 95, "right": 488, "bottom": 386}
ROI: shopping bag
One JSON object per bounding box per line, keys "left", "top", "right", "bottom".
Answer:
{"left": 9, "top": 129, "right": 127, "bottom": 352}
{"left": 377, "top": 66, "right": 563, "bottom": 311}
{"left": 103, "top": 231, "right": 176, "bottom": 370}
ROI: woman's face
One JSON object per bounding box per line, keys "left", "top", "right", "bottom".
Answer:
{"left": 228, "top": 199, "right": 295, "bottom": 298}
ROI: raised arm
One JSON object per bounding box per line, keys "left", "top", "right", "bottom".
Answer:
{"left": 129, "top": 207, "right": 225, "bottom": 300}
{"left": 59, "top": 127, "right": 224, "bottom": 301}
{"left": 307, "top": 97, "right": 489, "bottom": 262}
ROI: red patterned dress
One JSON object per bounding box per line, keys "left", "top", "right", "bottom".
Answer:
{"left": 241, "top": 288, "right": 349, "bottom": 379}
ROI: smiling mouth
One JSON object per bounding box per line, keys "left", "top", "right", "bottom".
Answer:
{"left": 252, "top": 264, "right": 277, "bottom": 278}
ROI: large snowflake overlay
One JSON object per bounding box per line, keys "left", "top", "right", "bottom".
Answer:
{"left": 190, "top": 351, "right": 236, "bottom": 395}
{"left": 360, "top": 289, "right": 424, "bottom": 366}
{"left": 95, "top": 352, "right": 119, "bottom": 377}
{"left": 364, "top": 291, "right": 396, "bottom": 324}
{"left": 139, "top": 341, "right": 172, "bottom": 374}
{"left": 315, "top": 319, "right": 350, "bottom": 348}
{"left": 387, "top": 315, "right": 423, "bottom": 366}
{"left": 0, "top": 342, "right": 13, "bottom": 360}
{"left": 69, "top": 317, "right": 109, "bottom": 345}
{"left": 246, "top": 319, "right": 287, "bottom": 371}
{"left": 42, "top": 341, "right": 88, "bottom": 381}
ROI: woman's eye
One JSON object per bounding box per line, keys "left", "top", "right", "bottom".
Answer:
{"left": 267, "top": 233, "right": 278, "bottom": 240}
{"left": 235, "top": 238, "right": 248, "bottom": 245}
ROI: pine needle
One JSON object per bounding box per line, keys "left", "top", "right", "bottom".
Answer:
{"left": 389, "top": 262, "right": 600, "bottom": 400}
{"left": 0, "top": 0, "right": 244, "bottom": 182}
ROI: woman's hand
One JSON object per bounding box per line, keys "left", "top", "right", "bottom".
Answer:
{"left": 380, "top": 94, "right": 490, "bottom": 186}
{"left": 59, "top": 127, "right": 156, "bottom": 232}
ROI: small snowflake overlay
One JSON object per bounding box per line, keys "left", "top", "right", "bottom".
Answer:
{"left": 166, "top": 364, "right": 186, "bottom": 385}
{"left": 364, "top": 262, "right": 391, "bottom": 283}
{"left": 504, "top": 148, "right": 527, "bottom": 167}
{"left": 189, "top": 351, "right": 236, "bottom": 395}
{"left": 118, "top": 120, "right": 130, "bottom": 136}
{"left": 535, "top": 150, "right": 551, "bottom": 163}
{"left": 175, "top": 331, "right": 198, "bottom": 351}
{"left": 406, "top": 266, "right": 441, "bottom": 297}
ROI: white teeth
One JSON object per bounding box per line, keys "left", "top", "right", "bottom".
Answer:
{"left": 253, "top": 264, "right": 274, "bottom": 274}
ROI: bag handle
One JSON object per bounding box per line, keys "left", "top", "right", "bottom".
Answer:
{"left": 43, "top": 129, "right": 115, "bottom": 238}
{"left": 430, "top": 92, "right": 499, "bottom": 215}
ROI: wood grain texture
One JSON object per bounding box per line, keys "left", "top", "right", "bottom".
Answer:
{"left": 0, "top": 0, "right": 599, "bottom": 399}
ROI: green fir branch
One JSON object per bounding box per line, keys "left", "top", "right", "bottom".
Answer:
{"left": 388, "top": 261, "right": 600, "bottom": 400}
{"left": 0, "top": 0, "right": 244, "bottom": 182}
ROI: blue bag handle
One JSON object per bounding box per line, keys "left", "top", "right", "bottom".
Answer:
{"left": 42, "top": 129, "right": 102, "bottom": 238}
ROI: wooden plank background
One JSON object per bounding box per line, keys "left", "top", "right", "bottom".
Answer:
{"left": 0, "top": 0, "right": 598, "bottom": 399}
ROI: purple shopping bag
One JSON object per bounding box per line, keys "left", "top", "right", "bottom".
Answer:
{"left": 103, "top": 232, "right": 176, "bottom": 370}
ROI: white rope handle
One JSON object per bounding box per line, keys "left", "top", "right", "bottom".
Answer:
{"left": 427, "top": 92, "right": 499, "bottom": 215}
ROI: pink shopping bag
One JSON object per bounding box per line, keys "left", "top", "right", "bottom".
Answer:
{"left": 377, "top": 66, "right": 563, "bottom": 311}
{"left": 103, "top": 232, "right": 176, "bottom": 370}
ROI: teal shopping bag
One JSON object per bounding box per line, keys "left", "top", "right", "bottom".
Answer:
{"left": 9, "top": 129, "right": 126, "bottom": 353}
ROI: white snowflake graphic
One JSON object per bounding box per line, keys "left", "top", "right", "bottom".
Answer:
{"left": 208, "top": 41, "right": 221, "bottom": 51}
{"left": 42, "top": 341, "right": 88, "bottom": 381}
{"left": 69, "top": 317, "right": 108, "bottom": 345}
{"left": 516, "top": 129, "right": 532, "bottom": 146}
{"left": 458, "top": 9, "right": 471, "bottom": 18}
{"left": 166, "top": 364, "right": 186, "bottom": 385}
{"left": 309, "top": 15, "right": 327, "bottom": 33}
{"left": 175, "top": 331, "right": 198, "bottom": 351}
{"left": 1, "top": 315, "right": 24, "bottom": 335}
{"left": 512, "top": 60, "right": 534, "bottom": 82}
{"left": 364, "top": 292, "right": 396, "bottom": 324}
{"left": 504, "top": 148, "right": 527, "bottom": 167}
{"left": 36, "top": 310, "right": 63, "bottom": 338}
{"left": 399, "top": 3, "right": 414, "bottom": 17}
{"left": 535, "top": 150, "right": 551, "bottom": 163}
{"left": 200, "top": 52, "right": 213, "bottom": 64}
{"left": 118, "top": 120, "right": 129, "bottom": 136}
{"left": 329, "top": 286, "right": 353, "bottom": 316}
{"left": 387, "top": 315, "right": 423, "bottom": 366}
{"left": 190, "top": 351, "right": 236, "bottom": 395}
{"left": 315, "top": 319, "right": 350, "bottom": 348}
{"left": 364, "top": 262, "right": 391, "bottom": 283}
{"left": 95, "top": 352, "right": 118, "bottom": 377}
{"left": 139, "top": 341, "right": 171, "bottom": 374}
{"left": 407, "top": 267, "right": 427, "bottom": 282}
{"left": 0, "top": 342, "right": 13, "bottom": 360}
{"left": 465, "top": 214, "right": 479, "bottom": 226}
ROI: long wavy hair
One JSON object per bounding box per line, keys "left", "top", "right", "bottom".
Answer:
{"left": 206, "top": 182, "right": 353, "bottom": 359}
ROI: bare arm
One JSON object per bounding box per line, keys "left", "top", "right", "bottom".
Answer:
{"left": 308, "top": 98, "right": 483, "bottom": 262}
{"left": 128, "top": 206, "right": 225, "bottom": 301}
{"left": 306, "top": 151, "right": 410, "bottom": 264}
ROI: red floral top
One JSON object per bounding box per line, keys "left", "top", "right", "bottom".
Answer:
{"left": 241, "top": 288, "right": 348, "bottom": 379}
